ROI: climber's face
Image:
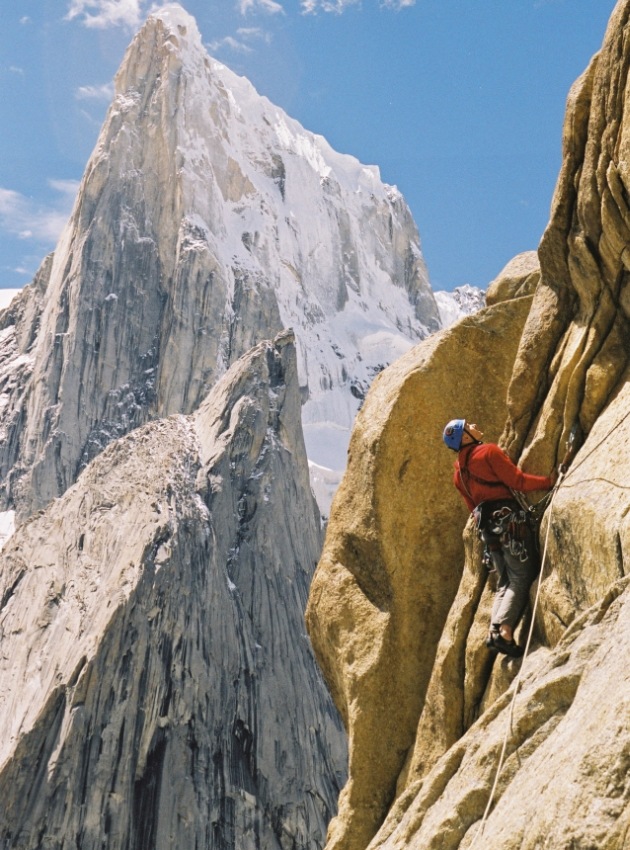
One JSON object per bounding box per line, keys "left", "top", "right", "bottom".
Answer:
{"left": 463, "top": 422, "right": 483, "bottom": 443}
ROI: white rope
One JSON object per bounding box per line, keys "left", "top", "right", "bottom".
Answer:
{"left": 469, "top": 471, "right": 565, "bottom": 848}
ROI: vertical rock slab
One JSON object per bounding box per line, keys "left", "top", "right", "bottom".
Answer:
{"left": 363, "top": 349, "right": 630, "bottom": 850}
{"left": 537, "top": 371, "right": 630, "bottom": 644}
{"left": 503, "top": 0, "right": 630, "bottom": 468}
{"left": 369, "top": 575, "right": 630, "bottom": 850}
{"left": 306, "top": 297, "right": 532, "bottom": 850}
{"left": 0, "top": 333, "right": 345, "bottom": 849}
{"left": 308, "top": 4, "right": 630, "bottom": 849}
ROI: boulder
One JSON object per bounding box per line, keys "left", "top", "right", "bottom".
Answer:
{"left": 485, "top": 251, "right": 539, "bottom": 306}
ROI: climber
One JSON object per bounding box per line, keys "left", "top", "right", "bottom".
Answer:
{"left": 442, "top": 419, "right": 555, "bottom": 658}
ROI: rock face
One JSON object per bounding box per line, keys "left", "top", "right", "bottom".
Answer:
{"left": 307, "top": 2, "right": 630, "bottom": 848}
{"left": 485, "top": 251, "right": 539, "bottom": 306}
{"left": 0, "top": 332, "right": 345, "bottom": 849}
{"left": 0, "top": 4, "right": 438, "bottom": 523}
{"left": 306, "top": 297, "right": 533, "bottom": 850}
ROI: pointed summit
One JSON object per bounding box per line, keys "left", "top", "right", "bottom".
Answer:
{"left": 0, "top": 4, "right": 438, "bottom": 521}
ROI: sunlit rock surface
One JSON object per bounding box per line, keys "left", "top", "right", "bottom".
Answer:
{"left": 307, "top": 2, "right": 630, "bottom": 847}
{"left": 306, "top": 296, "right": 532, "bottom": 850}
{"left": 485, "top": 251, "right": 540, "bottom": 306}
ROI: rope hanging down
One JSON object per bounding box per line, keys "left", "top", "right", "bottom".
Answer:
{"left": 469, "top": 411, "right": 630, "bottom": 846}
{"left": 469, "top": 469, "right": 564, "bottom": 848}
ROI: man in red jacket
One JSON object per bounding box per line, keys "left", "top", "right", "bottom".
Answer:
{"left": 443, "top": 419, "right": 555, "bottom": 657}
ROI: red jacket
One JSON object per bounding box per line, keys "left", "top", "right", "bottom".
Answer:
{"left": 454, "top": 442, "right": 553, "bottom": 512}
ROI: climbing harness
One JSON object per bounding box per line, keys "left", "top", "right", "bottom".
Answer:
{"left": 490, "top": 505, "right": 531, "bottom": 562}
{"left": 474, "top": 501, "right": 533, "bottom": 566}
{"left": 470, "top": 477, "right": 562, "bottom": 847}
{"left": 469, "top": 424, "right": 579, "bottom": 848}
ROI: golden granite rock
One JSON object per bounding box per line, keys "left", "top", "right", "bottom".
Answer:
{"left": 306, "top": 296, "right": 532, "bottom": 850}
{"left": 308, "top": 2, "right": 630, "bottom": 847}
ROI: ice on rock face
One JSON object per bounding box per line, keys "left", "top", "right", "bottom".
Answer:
{"left": 0, "top": 511, "right": 15, "bottom": 551}
{"left": 434, "top": 285, "right": 486, "bottom": 327}
{"left": 0, "top": 2, "right": 440, "bottom": 521}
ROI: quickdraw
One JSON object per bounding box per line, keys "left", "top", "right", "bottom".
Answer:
{"left": 489, "top": 506, "right": 531, "bottom": 562}
{"left": 474, "top": 502, "right": 532, "bottom": 564}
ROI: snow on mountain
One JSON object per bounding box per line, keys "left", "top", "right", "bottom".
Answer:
{"left": 0, "top": 3, "right": 441, "bottom": 522}
{"left": 0, "top": 290, "right": 20, "bottom": 311}
{"left": 434, "top": 284, "right": 486, "bottom": 327}
{"left": 0, "top": 510, "right": 14, "bottom": 551}
{"left": 147, "top": 5, "right": 440, "bottom": 508}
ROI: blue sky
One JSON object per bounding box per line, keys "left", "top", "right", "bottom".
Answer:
{"left": 0, "top": 0, "right": 617, "bottom": 293}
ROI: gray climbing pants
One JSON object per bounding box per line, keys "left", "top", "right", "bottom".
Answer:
{"left": 482, "top": 525, "right": 539, "bottom": 629}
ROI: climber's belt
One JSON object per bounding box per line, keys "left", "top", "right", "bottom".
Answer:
{"left": 473, "top": 499, "right": 519, "bottom": 535}
{"left": 474, "top": 499, "right": 532, "bottom": 562}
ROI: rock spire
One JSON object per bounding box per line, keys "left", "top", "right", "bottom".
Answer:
{"left": 0, "top": 3, "right": 438, "bottom": 524}
{"left": 0, "top": 333, "right": 346, "bottom": 849}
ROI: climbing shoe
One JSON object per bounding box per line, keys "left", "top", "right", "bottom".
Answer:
{"left": 486, "top": 630, "right": 524, "bottom": 658}
{"left": 485, "top": 632, "right": 499, "bottom": 653}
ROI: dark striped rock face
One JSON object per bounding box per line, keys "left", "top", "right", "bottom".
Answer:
{"left": 0, "top": 334, "right": 345, "bottom": 850}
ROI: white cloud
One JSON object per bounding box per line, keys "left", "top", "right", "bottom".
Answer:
{"left": 9, "top": 66, "right": 25, "bottom": 75}
{"left": 208, "top": 35, "right": 253, "bottom": 54}
{"left": 0, "top": 181, "right": 79, "bottom": 245}
{"left": 301, "top": 0, "right": 359, "bottom": 13}
{"left": 238, "top": 26, "right": 272, "bottom": 42}
{"left": 77, "top": 108, "right": 108, "bottom": 129}
{"left": 75, "top": 82, "right": 115, "bottom": 101}
{"left": 0, "top": 189, "right": 23, "bottom": 215}
{"left": 302, "top": 0, "right": 414, "bottom": 10}
{"left": 238, "top": 0, "right": 285, "bottom": 15}
{"left": 48, "top": 179, "right": 82, "bottom": 197}
{"left": 209, "top": 26, "right": 272, "bottom": 55}
{"left": 65, "top": 0, "right": 145, "bottom": 30}
{"left": 19, "top": 16, "right": 31, "bottom": 25}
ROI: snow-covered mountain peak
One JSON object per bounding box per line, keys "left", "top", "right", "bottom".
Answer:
{"left": 119, "top": 4, "right": 388, "bottom": 210}
{"left": 149, "top": 2, "right": 198, "bottom": 31}
{"left": 434, "top": 284, "right": 486, "bottom": 327}
{"left": 0, "top": 4, "right": 440, "bottom": 521}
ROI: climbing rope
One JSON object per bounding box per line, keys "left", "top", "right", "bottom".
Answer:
{"left": 469, "top": 470, "right": 563, "bottom": 847}
{"left": 469, "top": 412, "right": 630, "bottom": 845}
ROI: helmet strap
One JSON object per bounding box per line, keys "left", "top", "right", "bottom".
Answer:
{"left": 462, "top": 427, "right": 482, "bottom": 447}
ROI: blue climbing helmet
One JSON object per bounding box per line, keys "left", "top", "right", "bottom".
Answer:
{"left": 443, "top": 419, "right": 466, "bottom": 451}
